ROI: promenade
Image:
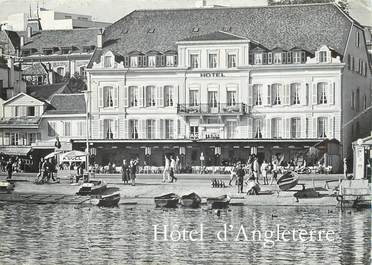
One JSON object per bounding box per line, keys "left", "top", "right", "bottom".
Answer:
{"left": 0, "top": 172, "right": 342, "bottom": 206}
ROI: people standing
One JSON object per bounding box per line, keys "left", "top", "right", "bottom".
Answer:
{"left": 175, "top": 155, "right": 180, "bottom": 173}
{"left": 169, "top": 156, "right": 177, "bottom": 182}
{"left": 237, "top": 163, "right": 245, "bottom": 193}
{"left": 6, "top": 158, "right": 13, "bottom": 180}
{"left": 228, "top": 163, "right": 237, "bottom": 186}
{"left": 200, "top": 152, "right": 205, "bottom": 174}
{"left": 130, "top": 159, "right": 138, "bottom": 186}
{"left": 261, "top": 160, "right": 268, "bottom": 185}
{"left": 48, "top": 158, "right": 56, "bottom": 182}
{"left": 121, "top": 159, "right": 129, "bottom": 184}
{"left": 163, "top": 155, "right": 170, "bottom": 182}
{"left": 76, "top": 163, "right": 84, "bottom": 183}
{"left": 253, "top": 157, "right": 260, "bottom": 184}
{"left": 343, "top": 158, "right": 348, "bottom": 179}
{"left": 270, "top": 161, "right": 278, "bottom": 184}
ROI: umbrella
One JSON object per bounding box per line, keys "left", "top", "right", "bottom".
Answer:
{"left": 61, "top": 150, "right": 87, "bottom": 161}
{"left": 44, "top": 151, "right": 61, "bottom": 159}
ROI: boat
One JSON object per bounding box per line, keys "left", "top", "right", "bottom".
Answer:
{"left": 277, "top": 171, "right": 299, "bottom": 191}
{"left": 154, "top": 193, "right": 179, "bottom": 208}
{"left": 0, "top": 181, "right": 15, "bottom": 194}
{"left": 91, "top": 192, "right": 121, "bottom": 207}
{"left": 336, "top": 179, "right": 371, "bottom": 209}
{"left": 76, "top": 180, "right": 107, "bottom": 196}
{"left": 180, "top": 192, "right": 201, "bottom": 208}
{"left": 206, "top": 195, "right": 231, "bottom": 209}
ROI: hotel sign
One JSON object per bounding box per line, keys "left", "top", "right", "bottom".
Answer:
{"left": 200, "top": 72, "right": 225, "bottom": 78}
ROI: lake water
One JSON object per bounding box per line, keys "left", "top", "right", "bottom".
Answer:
{"left": 0, "top": 203, "right": 370, "bottom": 265}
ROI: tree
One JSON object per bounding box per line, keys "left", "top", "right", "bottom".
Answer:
{"left": 268, "top": 0, "right": 349, "bottom": 13}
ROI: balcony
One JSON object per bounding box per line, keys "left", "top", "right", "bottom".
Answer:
{"left": 178, "top": 103, "right": 247, "bottom": 116}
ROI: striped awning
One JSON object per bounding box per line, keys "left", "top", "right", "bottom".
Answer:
{"left": 0, "top": 146, "right": 32, "bottom": 156}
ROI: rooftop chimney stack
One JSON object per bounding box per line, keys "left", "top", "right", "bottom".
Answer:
{"left": 195, "top": 0, "right": 208, "bottom": 8}
{"left": 97, "top": 29, "right": 103, "bottom": 49}
{"left": 27, "top": 26, "right": 32, "bottom": 38}
{"left": 7, "top": 57, "right": 15, "bottom": 88}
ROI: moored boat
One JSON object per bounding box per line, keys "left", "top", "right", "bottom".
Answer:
{"left": 76, "top": 180, "right": 107, "bottom": 196}
{"left": 180, "top": 192, "right": 201, "bottom": 208}
{"left": 91, "top": 192, "right": 121, "bottom": 207}
{"left": 154, "top": 193, "right": 179, "bottom": 208}
{"left": 206, "top": 195, "right": 231, "bottom": 209}
{"left": 0, "top": 181, "right": 15, "bottom": 194}
{"left": 277, "top": 171, "right": 299, "bottom": 191}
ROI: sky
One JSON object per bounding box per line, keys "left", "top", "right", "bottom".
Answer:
{"left": 0, "top": 0, "right": 371, "bottom": 26}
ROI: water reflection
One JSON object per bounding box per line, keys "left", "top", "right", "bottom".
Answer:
{"left": 0, "top": 203, "right": 370, "bottom": 265}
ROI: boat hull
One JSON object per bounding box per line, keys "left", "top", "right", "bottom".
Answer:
{"left": 277, "top": 171, "right": 299, "bottom": 191}
{"left": 154, "top": 193, "right": 179, "bottom": 208}
{"left": 180, "top": 193, "right": 201, "bottom": 208}
{"left": 206, "top": 195, "right": 231, "bottom": 209}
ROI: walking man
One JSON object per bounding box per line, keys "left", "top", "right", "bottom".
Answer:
{"left": 163, "top": 155, "right": 170, "bottom": 182}
{"left": 169, "top": 156, "right": 177, "bottom": 182}
{"left": 6, "top": 158, "right": 13, "bottom": 180}
{"left": 237, "top": 163, "right": 245, "bottom": 193}
{"left": 343, "top": 158, "right": 348, "bottom": 179}
{"left": 253, "top": 157, "right": 260, "bottom": 184}
{"left": 200, "top": 152, "right": 205, "bottom": 174}
{"left": 130, "top": 158, "right": 138, "bottom": 186}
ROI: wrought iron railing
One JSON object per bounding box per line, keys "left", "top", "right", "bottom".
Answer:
{"left": 177, "top": 103, "right": 247, "bottom": 115}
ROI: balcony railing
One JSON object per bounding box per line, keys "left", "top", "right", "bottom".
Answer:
{"left": 178, "top": 103, "right": 246, "bottom": 115}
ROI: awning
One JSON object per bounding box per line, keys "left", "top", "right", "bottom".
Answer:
{"left": 0, "top": 146, "right": 32, "bottom": 156}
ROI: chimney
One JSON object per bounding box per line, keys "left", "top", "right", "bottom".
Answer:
{"left": 97, "top": 29, "right": 103, "bottom": 49}
{"left": 27, "top": 26, "right": 32, "bottom": 38}
{"left": 20, "top": 35, "right": 24, "bottom": 48}
{"left": 7, "top": 57, "right": 15, "bottom": 88}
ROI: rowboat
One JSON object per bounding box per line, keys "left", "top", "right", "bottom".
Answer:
{"left": 277, "top": 171, "right": 299, "bottom": 191}
{"left": 91, "top": 192, "right": 121, "bottom": 207}
{"left": 0, "top": 181, "right": 15, "bottom": 194}
{"left": 154, "top": 193, "right": 179, "bottom": 208}
{"left": 76, "top": 180, "right": 107, "bottom": 196}
{"left": 206, "top": 195, "right": 231, "bottom": 209}
{"left": 180, "top": 192, "right": 201, "bottom": 208}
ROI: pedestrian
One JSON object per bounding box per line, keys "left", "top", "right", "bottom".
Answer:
{"left": 253, "top": 157, "right": 260, "bottom": 184}
{"left": 270, "top": 161, "right": 278, "bottom": 184}
{"left": 343, "top": 158, "right": 348, "bottom": 179}
{"left": 169, "top": 156, "right": 177, "bottom": 182}
{"left": 200, "top": 152, "right": 205, "bottom": 174}
{"left": 228, "top": 163, "right": 237, "bottom": 186}
{"left": 261, "top": 160, "right": 268, "bottom": 185}
{"left": 163, "top": 155, "right": 170, "bottom": 182}
{"left": 41, "top": 158, "right": 49, "bottom": 182}
{"left": 175, "top": 155, "right": 180, "bottom": 173}
{"left": 6, "top": 158, "right": 13, "bottom": 180}
{"left": 237, "top": 163, "right": 245, "bottom": 193}
{"left": 48, "top": 158, "right": 56, "bottom": 182}
{"left": 121, "top": 159, "right": 129, "bottom": 184}
{"left": 130, "top": 159, "right": 138, "bottom": 186}
{"left": 76, "top": 163, "right": 84, "bottom": 183}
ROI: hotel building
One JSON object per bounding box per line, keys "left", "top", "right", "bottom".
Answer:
{"left": 63, "top": 4, "right": 370, "bottom": 170}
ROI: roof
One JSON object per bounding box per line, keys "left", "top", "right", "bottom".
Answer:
{"left": 21, "top": 28, "right": 101, "bottom": 54}
{"left": 45, "top": 94, "right": 86, "bottom": 115}
{"left": 179, "top": 31, "right": 247, "bottom": 42}
{"left": 100, "top": 4, "right": 352, "bottom": 59}
{"left": 27, "top": 82, "right": 71, "bottom": 101}
{"left": 23, "top": 62, "right": 48, "bottom": 76}
{"left": 0, "top": 30, "right": 20, "bottom": 53}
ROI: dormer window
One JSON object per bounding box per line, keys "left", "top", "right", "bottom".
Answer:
{"left": 104, "top": 56, "right": 112, "bottom": 67}
{"left": 130, "top": 56, "right": 138, "bottom": 67}
{"left": 61, "top": 48, "right": 71, "bottom": 55}
{"left": 192, "top": 27, "right": 199, "bottom": 32}
{"left": 166, "top": 55, "right": 175, "bottom": 66}
{"left": 83, "top": 46, "right": 93, "bottom": 53}
{"left": 43, "top": 48, "right": 53, "bottom": 55}
{"left": 319, "top": 51, "right": 327, "bottom": 63}
{"left": 273, "top": 53, "right": 282, "bottom": 64}
{"left": 293, "top": 51, "right": 301, "bottom": 63}
{"left": 254, "top": 53, "right": 262, "bottom": 65}
{"left": 148, "top": 56, "right": 156, "bottom": 67}
{"left": 147, "top": 28, "right": 155, "bottom": 33}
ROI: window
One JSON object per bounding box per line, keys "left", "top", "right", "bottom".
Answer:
{"left": 146, "top": 120, "right": 155, "bottom": 139}
{"left": 291, "top": 118, "right": 301, "bottom": 138}
{"left": 48, "top": 122, "right": 56, "bottom": 137}
{"left": 43, "top": 49, "right": 53, "bottom": 55}
{"left": 129, "top": 86, "right": 139, "bottom": 107}
{"left": 272, "top": 84, "right": 282, "bottom": 105}
{"left": 293, "top": 51, "right": 301, "bottom": 64}
{"left": 317, "top": 83, "right": 327, "bottom": 104}
{"left": 227, "top": 54, "right": 237, "bottom": 68}
{"left": 273, "top": 53, "right": 282, "bottom": 64}
{"left": 208, "top": 91, "right": 218, "bottom": 108}
{"left": 227, "top": 91, "right": 237, "bottom": 106}
{"left": 272, "top": 118, "right": 282, "bottom": 138}
{"left": 208, "top": 54, "right": 217, "bottom": 68}
{"left": 356, "top": 31, "right": 360, "bottom": 47}
{"left": 189, "top": 90, "right": 199, "bottom": 106}
{"left": 146, "top": 86, "right": 156, "bottom": 107}
{"left": 164, "top": 86, "right": 174, "bottom": 107}
{"left": 347, "top": 54, "right": 351, "bottom": 70}
{"left": 37, "top": 76, "right": 43, "bottom": 85}
{"left": 130, "top": 120, "right": 138, "bottom": 139}
{"left": 26, "top": 106, "right": 35, "bottom": 116}
{"left": 130, "top": 56, "right": 138, "bottom": 67}
{"left": 148, "top": 56, "right": 156, "bottom": 67}
{"left": 254, "top": 53, "right": 263, "bottom": 65}
{"left": 291, "top": 83, "right": 301, "bottom": 105}
{"left": 351, "top": 91, "right": 355, "bottom": 109}
{"left": 56, "top": 67, "right": 65, "bottom": 77}
{"left": 253, "top": 84, "right": 263, "bottom": 106}
{"left": 190, "top": 126, "right": 199, "bottom": 139}
{"left": 64, "top": 122, "right": 71, "bottom": 137}
{"left": 104, "top": 56, "right": 112, "bottom": 67}
{"left": 103, "top": 86, "right": 114, "bottom": 107}
{"left": 104, "top": 119, "right": 114, "bottom": 139}
{"left": 190, "top": 54, "right": 199, "bottom": 69}
{"left": 319, "top": 51, "right": 327, "bottom": 63}
{"left": 226, "top": 121, "right": 238, "bottom": 138}
{"left": 61, "top": 48, "right": 70, "bottom": 55}
{"left": 254, "top": 119, "right": 263, "bottom": 139}
{"left": 166, "top": 55, "right": 175, "bottom": 66}
{"left": 28, "top": 133, "right": 37, "bottom": 145}
{"left": 318, "top": 117, "right": 327, "bottom": 138}
{"left": 363, "top": 95, "right": 367, "bottom": 110}
{"left": 267, "top": 52, "right": 272, "bottom": 64}
{"left": 165, "top": 120, "right": 174, "bottom": 139}
{"left": 356, "top": 88, "right": 360, "bottom": 112}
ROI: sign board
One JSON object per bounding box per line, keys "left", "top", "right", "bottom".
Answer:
{"left": 355, "top": 145, "right": 365, "bottom": 179}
